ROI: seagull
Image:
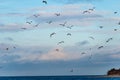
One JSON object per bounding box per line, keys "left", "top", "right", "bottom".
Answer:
{"left": 33, "top": 14, "right": 40, "bottom": 18}
{"left": 57, "top": 41, "right": 64, "bottom": 45}
{"left": 114, "top": 29, "right": 117, "bottom": 31}
{"left": 42, "top": 0, "right": 47, "bottom": 4}
{"left": 59, "top": 22, "right": 67, "bottom": 26}
{"left": 98, "top": 46, "right": 103, "bottom": 49}
{"left": 89, "top": 36, "right": 95, "bottom": 40}
{"left": 50, "top": 32, "right": 56, "bottom": 37}
{"left": 26, "top": 21, "right": 32, "bottom": 24}
{"left": 114, "top": 12, "right": 117, "bottom": 14}
{"left": 13, "top": 47, "right": 16, "bottom": 49}
{"left": 55, "top": 13, "right": 60, "bottom": 16}
{"left": 47, "top": 21, "right": 52, "bottom": 24}
{"left": 34, "top": 23, "right": 40, "bottom": 27}
{"left": 89, "top": 7, "right": 95, "bottom": 11}
{"left": 55, "top": 49, "right": 59, "bottom": 52}
{"left": 67, "top": 33, "right": 71, "bottom": 36}
{"left": 83, "top": 10, "right": 90, "bottom": 14}
{"left": 66, "top": 25, "right": 74, "bottom": 29}
{"left": 118, "top": 22, "right": 120, "bottom": 25}
{"left": 21, "top": 28, "right": 27, "bottom": 30}
{"left": 106, "top": 38, "right": 113, "bottom": 43}
{"left": 99, "top": 26, "right": 103, "bottom": 29}
{"left": 6, "top": 48, "right": 9, "bottom": 50}
{"left": 81, "top": 52, "right": 86, "bottom": 55}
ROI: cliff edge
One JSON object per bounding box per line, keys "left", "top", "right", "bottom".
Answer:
{"left": 107, "top": 68, "right": 120, "bottom": 76}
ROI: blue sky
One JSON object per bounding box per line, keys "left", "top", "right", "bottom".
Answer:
{"left": 0, "top": 0, "right": 120, "bottom": 76}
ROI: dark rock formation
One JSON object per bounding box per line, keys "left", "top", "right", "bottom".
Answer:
{"left": 107, "top": 68, "right": 120, "bottom": 76}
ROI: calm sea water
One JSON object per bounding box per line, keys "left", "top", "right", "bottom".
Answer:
{"left": 0, "top": 76, "right": 120, "bottom": 80}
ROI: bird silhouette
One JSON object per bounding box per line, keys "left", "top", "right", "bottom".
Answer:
{"left": 114, "top": 29, "right": 117, "bottom": 31}
{"left": 57, "top": 41, "right": 64, "bottom": 45}
{"left": 26, "top": 21, "right": 32, "bottom": 24}
{"left": 99, "top": 26, "right": 103, "bottom": 29}
{"left": 89, "top": 36, "right": 95, "bottom": 40}
{"left": 59, "top": 22, "right": 67, "bottom": 26}
{"left": 42, "top": 0, "right": 47, "bottom": 4}
{"left": 114, "top": 12, "right": 117, "bottom": 14}
{"left": 55, "top": 49, "right": 59, "bottom": 52}
{"left": 13, "top": 46, "right": 16, "bottom": 49}
{"left": 98, "top": 46, "right": 103, "bottom": 49}
{"left": 81, "top": 52, "right": 86, "bottom": 55}
{"left": 6, "top": 48, "right": 9, "bottom": 50}
{"left": 34, "top": 23, "right": 40, "bottom": 27}
{"left": 118, "top": 22, "right": 120, "bottom": 25}
{"left": 66, "top": 25, "right": 74, "bottom": 29}
{"left": 47, "top": 21, "right": 52, "bottom": 24}
{"left": 33, "top": 14, "right": 40, "bottom": 18}
{"left": 89, "top": 7, "right": 95, "bottom": 11}
{"left": 106, "top": 38, "right": 113, "bottom": 43}
{"left": 21, "top": 28, "right": 27, "bottom": 30}
{"left": 50, "top": 32, "right": 56, "bottom": 37}
{"left": 55, "top": 13, "right": 60, "bottom": 16}
{"left": 83, "top": 10, "right": 90, "bottom": 14}
{"left": 67, "top": 33, "right": 72, "bottom": 36}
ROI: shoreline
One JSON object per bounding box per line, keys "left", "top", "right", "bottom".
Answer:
{"left": 0, "top": 75, "right": 120, "bottom": 77}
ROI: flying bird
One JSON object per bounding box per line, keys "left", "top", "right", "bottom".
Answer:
{"left": 66, "top": 25, "right": 74, "bottom": 29}
{"left": 55, "top": 49, "right": 59, "bottom": 52}
{"left": 42, "top": 0, "right": 47, "bottom": 4}
{"left": 59, "top": 22, "right": 67, "bottom": 26}
{"left": 50, "top": 32, "right": 56, "bottom": 37}
{"left": 114, "top": 29, "right": 117, "bottom": 31}
{"left": 81, "top": 52, "right": 86, "bottom": 55}
{"left": 34, "top": 23, "right": 40, "bottom": 27}
{"left": 106, "top": 38, "right": 113, "bottom": 43}
{"left": 99, "top": 26, "right": 103, "bottom": 29}
{"left": 21, "top": 28, "right": 27, "bottom": 30}
{"left": 26, "top": 21, "right": 32, "bottom": 24}
{"left": 118, "top": 22, "right": 120, "bottom": 25}
{"left": 89, "top": 7, "right": 95, "bottom": 11}
{"left": 98, "top": 46, "right": 103, "bottom": 49}
{"left": 47, "top": 21, "right": 52, "bottom": 24}
{"left": 13, "top": 46, "right": 16, "bottom": 49}
{"left": 114, "top": 12, "right": 117, "bottom": 14}
{"left": 55, "top": 13, "right": 60, "bottom": 16}
{"left": 6, "top": 48, "right": 9, "bottom": 50}
{"left": 67, "top": 33, "right": 71, "bottom": 36}
{"left": 89, "top": 36, "right": 95, "bottom": 40}
{"left": 83, "top": 10, "right": 90, "bottom": 14}
{"left": 57, "top": 41, "right": 64, "bottom": 45}
{"left": 33, "top": 14, "right": 40, "bottom": 18}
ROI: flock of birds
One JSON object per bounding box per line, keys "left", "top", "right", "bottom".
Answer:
{"left": 24, "top": 0, "right": 120, "bottom": 72}
{"left": 1, "top": 0, "right": 120, "bottom": 73}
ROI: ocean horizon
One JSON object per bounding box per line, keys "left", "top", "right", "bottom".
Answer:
{"left": 0, "top": 75, "right": 120, "bottom": 80}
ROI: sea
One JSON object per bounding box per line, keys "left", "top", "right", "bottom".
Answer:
{"left": 0, "top": 76, "right": 120, "bottom": 80}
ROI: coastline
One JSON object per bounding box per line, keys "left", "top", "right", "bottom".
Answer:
{"left": 102, "top": 75, "right": 120, "bottom": 78}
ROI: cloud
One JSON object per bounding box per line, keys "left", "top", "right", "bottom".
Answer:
{"left": 40, "top": 51, "right": 67, "bottom": 61}
{"left": 0, "top": 42, "right": 120, "bottom": 64}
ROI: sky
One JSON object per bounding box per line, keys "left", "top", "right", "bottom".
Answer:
{"left": 0, "top": 0, "right": 120, "bottom": 76}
